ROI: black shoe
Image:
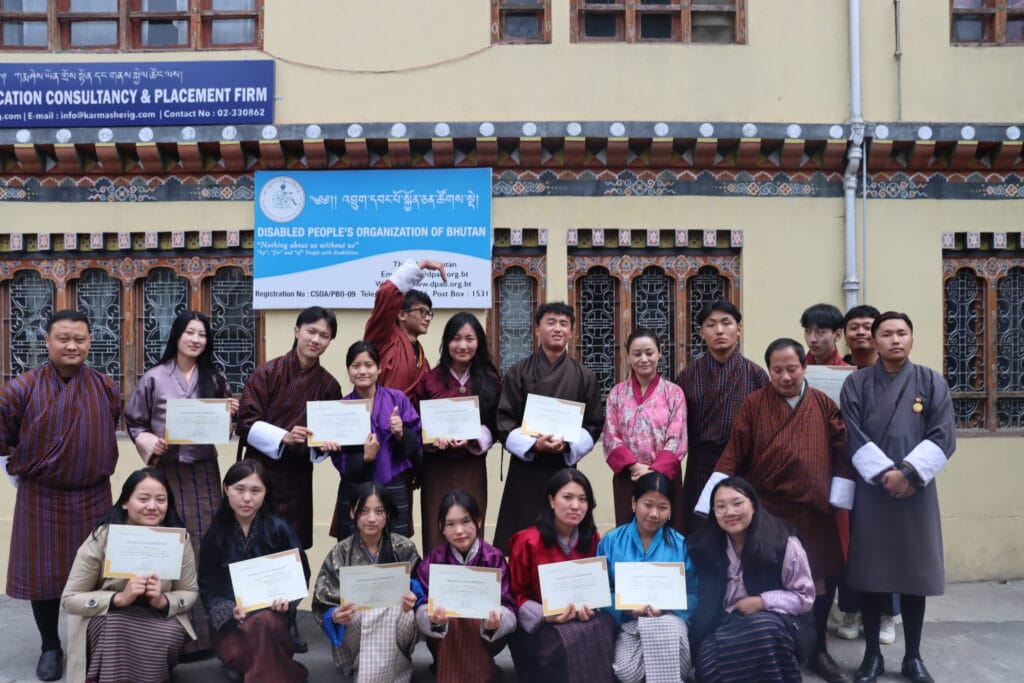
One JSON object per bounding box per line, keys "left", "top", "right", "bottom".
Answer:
{"left": 900, "top": 657, "right": 935, "bottom": 683}
{"left": 810, "top": 651, "right": 850, "bottom": 683}
{"left": 36, "top": 648, "right": 63, "bottom": 682}
{"left": 288, "top": 618, "right": 308, "bottom": 653}
{"left": 854, "top": 653, "right": 885, "bottom": 683}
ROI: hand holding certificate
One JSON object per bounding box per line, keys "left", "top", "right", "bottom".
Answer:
{"left": 306, "top": 399, "right": 371, "bottom": 447}
{"left": 339, "top": 562, "right": 411, "bottom": 610}
{"left": 103, "top": 524, "right": 187, "bottom": 580}
{"left": 426, "top": 565, "right": 501, "bottom": 619}
{"left": 420, "top": 397, "right": 482, "bottom": 444}
{"left": 164, "top": 398, "right": 231, "bottom": 445}
{"left": 521, "top": 393, "right": 586, "bottom": 442}
{"left": 538, "top": 557, "right": 611, "bottom": 616}
{"left": 614, "top": 562, "right": 688, "bottom": 611}
{"left": 229, "top": 549, "right": 309, "bottom": 612}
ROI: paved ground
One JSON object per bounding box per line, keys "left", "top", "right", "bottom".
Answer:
{"left": 0, "top": 580, "right": 1021, "bottom": 682}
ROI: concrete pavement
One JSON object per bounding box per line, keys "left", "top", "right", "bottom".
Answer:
{"left": 0, "top": 580, "right": 1021, "bottom": 681}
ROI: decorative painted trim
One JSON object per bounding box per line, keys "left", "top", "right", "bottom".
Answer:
{"left": 0, "top": 255, "right": 253, "bottom": 289}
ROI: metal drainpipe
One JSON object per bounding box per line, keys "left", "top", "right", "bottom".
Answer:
{"left": 843, "top": 0, "right": 865, "bottom": 310}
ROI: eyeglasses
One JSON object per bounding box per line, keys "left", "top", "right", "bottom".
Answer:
{"left": 404, "top": 307, "right": 434, "bottom": 319}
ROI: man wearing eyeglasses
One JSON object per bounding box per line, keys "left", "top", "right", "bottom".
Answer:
{"left": 365, "top": 258, "right": 448, "bottom": 396}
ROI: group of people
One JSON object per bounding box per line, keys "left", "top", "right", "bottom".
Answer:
{"left": 0, "top": 254, "right": 955, "bottom": 683}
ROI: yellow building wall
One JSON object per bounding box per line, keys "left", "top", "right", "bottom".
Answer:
{"left": 860, "top": 2, "right": 1024, "bottom": 122}
{"left": 2, "top": 195, "right": 1021, "bottom": 585}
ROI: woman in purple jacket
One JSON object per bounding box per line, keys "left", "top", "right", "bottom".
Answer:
{"left": 329, "top": 340, "right": 421, "bottom": 540}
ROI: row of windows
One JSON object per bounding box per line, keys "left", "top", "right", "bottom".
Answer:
{"left": 2, "top": 2, "right": 1017, "bottom": 50}
{"left": 3, "top": 250, "right": 1021, "bottom": 433}
{"left": 0, "top": 0, "right": 259, "bottom": 50}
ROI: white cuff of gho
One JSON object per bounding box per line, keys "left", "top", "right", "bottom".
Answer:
{"left": 851, "top": 441, "right": 895, "bottom": 484}
{"left": 695, "top": 471, "right": 729, "bottom": 515}
{"left": 248, "top": 421, "right": 287, "bottom": 460}
{"left": 829, "top": 477, "right": 855, "bottom": 510}
{"left": 309, "top": 448, "right": 329, "bottom": 464}
{"left": 388, "top": 259, "right": 425, "bottom": 294}
{"left": 902, "top": 439, "right": 948, "bottom": 486}
{"left": 505, "top": 428, "right": 538, "bottom": 461}
{"left": 0, "top": 455, "right": 18, "bottom": 488}
{"left": 564, "top": 429, "right": 595, "bottom": 466}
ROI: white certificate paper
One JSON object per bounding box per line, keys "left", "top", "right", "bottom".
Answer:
{"left": 306, "top": 399, "right": 372, "bottom": 447}
{"left": 614, "top": 562, "right": 688, "bottom": 611}
{"left": 538, "top": 557, "right": 611, "bottom": 616}
{"left": 103, "top": 525, "right": 187, "bottom": 580}
{"left": 339, "top": 562, "right": 411, "bottom": 610}
{"left": 427, "top": 564, "right": 501, "bottom": 619}
{"left": 521, "top": 393, "right": 586, "bottom": 442}
{"left": 420, "top": 396, "right": 482, "bottom": 444}
{"left": 164, "top": 398, "right": 231, "bottom": 445}
{"left": 229, "top": 549, "right": 309, "bottom": 612}
{"left": 804, "top": 365, "right": 857, "bottom": 407}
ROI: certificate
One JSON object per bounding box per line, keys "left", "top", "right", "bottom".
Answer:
{"left": 426, "top": 564, "right": 501, "bottom": 619}
{"left": 229, "top": 549, "right": 310, "bottom": 612}
{"left": 103, "top": 524, "right": 186, "bottom": 580}
{"left": 420, "top": 397, "right": 482, "bottom": 444}
{"left": 306, "top": 399, "right": 371, "bottom": 447}
{"left": 804, "top": 365, "right": 856, "bottom": 407}
{"left": 164, "top": 398, "right": 231, "bottom": 445}
{"left": 538, "top": 557, "right": 611, "bottom": 616}
{"left": 339, "top": 562, "right": 411, "bottom": 610}
{"left": 614, "top": 562, "right": 688, "bottom": 611}
{"left": 521, "top": 393, "right": 586, "bottom": 442}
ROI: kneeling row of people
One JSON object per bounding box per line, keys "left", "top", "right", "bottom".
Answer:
{"left": 60, "top": 462, "right": 815, "bottom": 683}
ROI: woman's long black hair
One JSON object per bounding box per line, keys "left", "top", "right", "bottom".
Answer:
{"left": 157, "top": 310, "right": 227, "bottom": 398}
{"left": 202, "top": 460, "right": 274, "bottom": 550}
{"left": 92, "top": 467, "right": 184, "bottom": 537}
{"left": 687, "top": 476, "right": 794, "bottom": 571}
{"left": 436, "top": 312, "right": 499, "bottom": 422}
{"left": 536, "top": 468, "right": 598, "bottom": 552}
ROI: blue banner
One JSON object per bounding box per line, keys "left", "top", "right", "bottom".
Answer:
{"left": 0, "top": 60, "right": 273, "bottom": 128}
{"left": 253, "top": 169, "right": 492, "bottom": 310}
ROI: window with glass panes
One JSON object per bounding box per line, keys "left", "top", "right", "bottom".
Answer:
{"left": 951, "top": 0, "right": 1024, "bottom": 45}
{"left": 0, "top": 0, "right": 261, "bottom": 50}
{"left": 492, "top": 0, "right": 550, "bottom": 44}
{"left": 570, "top": 0, "right": 745, "bottom": 44}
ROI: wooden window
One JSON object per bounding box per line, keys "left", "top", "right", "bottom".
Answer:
{"left": 571, "top": 0, "right": 746, "bottom": 44}
{"left": 490, "top": 228, "right": 546, "bottom": 375}
{"left": 1, "top": 0, "right": 261, "bottom": 50}
{"left": 951, "top": 0, "right": 1024, "bottom": 45}
{"left": 2, "top": 253, "right": 258, "bottom": 399}
{"left": 568, "top": 229, "right": 741, "bottom": 397}
{"left": 492, "top": 0, "right": 551, "bottom": 44}
{"left": 943, "top": 246, "right": 1024, "bottom": 432}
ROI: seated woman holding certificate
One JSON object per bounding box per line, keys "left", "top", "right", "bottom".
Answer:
{"left": 507, "top": 468, "right": 616, "bottom": 683}
{"left": 313, "top": 482, "right": 423, "bottom": 682}
{"left": 687, "top": 476, "right": 816, "bottom": 683}
{"left": 198, "top": 460, "right": 310, "bottom": 683}
{"left": 61, "top": 467, "right": 198, "bottom": 683}
{"left": 411, "top": 312, "right": 500, "bottom": 551}
{"left": 597, "top": 472, "right": 699, "bottom": 683}
{"left": 125, "top": 310, "right": 238, "bottom": 655}
{"left": 602, "top": 328, "right": 688, "bottom": 526}
{"left": 416, "top": 489, "right": 516, "bottom": 682}
{"left": 329, "top": 341, "right": 422, "bottom": 540}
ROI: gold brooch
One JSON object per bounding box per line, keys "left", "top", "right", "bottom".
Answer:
{"left": 912, "top": 397, "right": 924, "bottom": 413}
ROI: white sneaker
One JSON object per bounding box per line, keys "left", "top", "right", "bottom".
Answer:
{"left": 827, "top": 601, "right": 844, "bottom": 629}
{"left": 836, "top": 612, "right": 862, "bottom": 640}
{"left": 879, "top": 615, "right": 897, "bottom": 645}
